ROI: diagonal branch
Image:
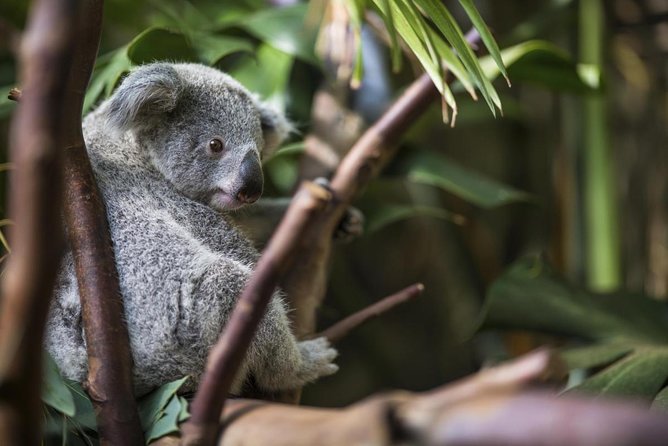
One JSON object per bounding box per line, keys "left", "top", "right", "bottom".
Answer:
{"left": 0, "top": 0, "right": 78, "bottom": 444}
{"left": 60, "top": 0, "right": 144, "bottom": 444}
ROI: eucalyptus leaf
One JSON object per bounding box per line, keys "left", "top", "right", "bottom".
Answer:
{"left": 560, "top": 343, "right": 634, "bottom": 370}
{"left": 138, "top": 376, "right": 189, "bottom": 432}
{"left": 652, "top": 385, "right": 668, "bottom": 411}
{"left": 144, "top": 395, "right": 183, "bottom": 444}
{"left": 42, "top": 355, "right": 76, "bottom": 417}
{"left": 127, "top": 27, "right": 199, "bottom": 65}
{"left": 402, "top": 152, "right": 531, "bottom": 208}
{"left": 479, "top": 257, "right": 668, "bottom": 343}
{"left": 240, "top": 4, "right": 317, "bottom": 64}
{"left": 365, "top": 204, "right": 458, "bottom": 233}
{"left": 66, "top": 381, "right": 97, "bottom": 431}
{"left": 568, "top": 351, "right": 668, "bottom": 399}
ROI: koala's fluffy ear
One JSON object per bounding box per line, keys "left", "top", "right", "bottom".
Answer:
{"left": 257, "top": 101, "right": 292, "bottom": 156}
{"left": 106, "top": 64, "right": 183, "bottom": 133}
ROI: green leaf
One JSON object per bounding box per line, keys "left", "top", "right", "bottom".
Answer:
{"left": 144, "top": 396, "right": 183, "bottom": 443}
{"left": 138, "top": 376, "right": 189, "bottom": 432}
{"left": 240, "top": 4, "right": 317, "bottom": 64}
{"left": 418, "top": 0, "right": 502, "bottom": 115}
{"left": 84, "top": 48, "right": 133, "bottom": 112}
{"left": 192, "top": 34, "right": 254, "bottom": 65}
{"left": 560, "top": 343, "right": 634, "bottom": 370}
{"left": 478, "top": 257, "right": 668, "bottom": 343}
{"left": 42, "top": 355, "right": 76, "bottom": 417}
{"left": 127, "top": 28, "right": 199, "bottom": 65}
{"left": 264, "top": 142, "right": 305, "bottom": 164}
{"left": 66, "top": 381, "right": 97, "bottom": 431}
{"left": 365, "top": 204, "right": 458, "bottom": 233}
{"left": 458, "top": 0, "right": 509, "bottom": 85}
{"left": 177, "top": 396, "right": 190, "bottom": 422}
{"left": 476, "top": 41, "right": 599, "bottom": 93}
{"left": 402, "top": 152, "right": 531, "bottom": 208}
{"left": 229, "top": 44, "right": 294, "bottom": 108}
{"left": 652, "top": 385, "right": 668, "bottom": 411}
{"left": 568, "top": 351, "right": 668, "bottom": 399}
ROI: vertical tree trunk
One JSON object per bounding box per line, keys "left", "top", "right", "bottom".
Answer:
{"left": 60, "top": 1, "right": 144, "bottom": 444}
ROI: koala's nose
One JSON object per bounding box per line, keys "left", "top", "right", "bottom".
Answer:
{"left": 236, "top": 154, "right": 263, "bottom": 204}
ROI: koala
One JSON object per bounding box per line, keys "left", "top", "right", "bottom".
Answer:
{"left": 46, "top": 63, "right": 338, "bottom": 396}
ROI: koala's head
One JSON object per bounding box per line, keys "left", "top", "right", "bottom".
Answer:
{"left": 105, "top": 63, "right": 290, "bottom": 211}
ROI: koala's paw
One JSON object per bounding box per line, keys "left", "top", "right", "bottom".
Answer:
{"left": 313, "top": 177, "right": 365, "bottom": 243}
{"left": 297, "top": 337, "right": 339, "bottom": 383}
{"left": 335, "top": 206, "right": 364, "bottom": 243}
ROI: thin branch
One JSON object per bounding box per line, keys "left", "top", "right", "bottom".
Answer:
{"left": 60, "top": 0, "right": 144, "bottom": 444}
{"left": 8, "top": 88, "right": 21, "bottom": 102}
{"left": 317, "top": 283, "right": 424, "bottom": 344}
{"left": 181, "top": 182, "right": 333, "bottom": 446}
{"left": 0, "top": 0, "right": 78, "bottom": 444}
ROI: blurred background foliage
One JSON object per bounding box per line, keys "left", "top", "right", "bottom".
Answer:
{"left": 2, "top": 0, "right": 668, "bottom": 428}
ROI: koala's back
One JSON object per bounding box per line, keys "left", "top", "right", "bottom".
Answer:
{"left": 47, "top": 108, "right": 260, "bottom": 395}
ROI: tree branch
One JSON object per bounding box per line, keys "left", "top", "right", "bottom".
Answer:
{"left": 0, "top": 0, "right": 78, "bottom": 444}
{"left": 60, "top": 1, "right": 144, "bottom": 444}
{"left": 7, "top": 88, "right": 21, "bottom": 102}
{"left": 316, "top": 283, "right": 424, "bottom": 344}
{"left": 213, "top": 350, "right": 668, "bottom": 446}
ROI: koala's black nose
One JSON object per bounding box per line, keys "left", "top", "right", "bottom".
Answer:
{"left": 236, "top": 154, "right": 263, "bottom": 204}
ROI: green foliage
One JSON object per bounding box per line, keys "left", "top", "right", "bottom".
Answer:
{"left": 479, "top": 257, "right": 668, "bottom": 406}
{"left": 42, "top": 358, "right": 190, "bottom": 444}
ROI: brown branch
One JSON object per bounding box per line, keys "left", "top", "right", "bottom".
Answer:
{"left": 60, "top": 0, "right": 144, "bottom": 444}
{"left": 8, "top": 88, "right": 21, "bottom": 102}
{"left": 212, "top": 350, "right": 668, "bottom": 446}
{"left": 181, "top": 182, "right": 333, "bottom": 446}
{"left": 317, "top": 283, "right": 424, "bottom": 344}
{"left": 0, "top": 0, "right": 78, "bottom": 444}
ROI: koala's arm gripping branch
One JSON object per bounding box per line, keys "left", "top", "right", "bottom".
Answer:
{"left": 60, "top": 0, "right": 144, "bottom": 444}
{"left": 0, "top": 0, "right": 77, "bottom": 444}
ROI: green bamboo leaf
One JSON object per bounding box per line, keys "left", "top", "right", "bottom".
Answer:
{"left": 373, "top": 0, "right": 458, "bottom": 116}
{"left": 458, "top": 0, "right": 509, "bottom": 85}
{"left": 381, "top": 0, "right": 403, "bottom": 72}
{"left": 569, "top": 351, "right": 668, "bottom": 399}
{"left": 42, "top": 355, "right": 76, "bottom": 417}
{"left": 472, "top": 40, "right": 599, "bottom": 93}
{"left": 418, "top": 0, "right": 502, "bottom": 115}
{"left": 560, "top": 343, "right": 634, "bottom": 370}
{"left": 402, "top": 152, "right": 531, "bottom": 208}
{"left": 365, "top": 204, "right": 459, "bottom": 233}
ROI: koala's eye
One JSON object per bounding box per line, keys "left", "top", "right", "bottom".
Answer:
{"left": 208, "top": 138, "right": 224, "bottom": 153}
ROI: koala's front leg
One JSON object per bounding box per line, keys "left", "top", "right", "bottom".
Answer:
{"left": 182, "top": 256, "right": 338, "bottom": 392}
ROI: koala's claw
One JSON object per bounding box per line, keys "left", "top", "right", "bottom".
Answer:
{"left": 335, "top": 206, "right": 364, "bottom": 242}
{"left": 297, "top": 337, "right": 339, "bottom": 383}
{"left": 313, "top": 177, "right": 365, "bottom": 243}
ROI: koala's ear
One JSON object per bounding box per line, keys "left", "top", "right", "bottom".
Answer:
{"left": 257, "top": 101, "right": 292, "bottom": 156}
{"left": 106, "top": 64, "right": 183, "bottom": 132}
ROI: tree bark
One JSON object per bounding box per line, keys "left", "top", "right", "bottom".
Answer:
{"left": 60, "top": 1, "right": 144, "bottom": 444}
{"left": 0, "top": 0, "right": 78, "bottom": 444}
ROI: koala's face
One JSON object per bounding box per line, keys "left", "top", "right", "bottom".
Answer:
{"left": 106, "top": 63, "right": 290, "bottom": 211}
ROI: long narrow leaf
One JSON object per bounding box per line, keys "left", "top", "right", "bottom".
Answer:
{"left": 458, "top": 0, "right": 509, "bottom": 85}
{"left": 418, "top": 0, "right": 502, "bottom": 115}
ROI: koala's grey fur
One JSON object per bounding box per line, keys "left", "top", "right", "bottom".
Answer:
{"left": 46, "top": 63, "right": 338, "bottom": 396}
